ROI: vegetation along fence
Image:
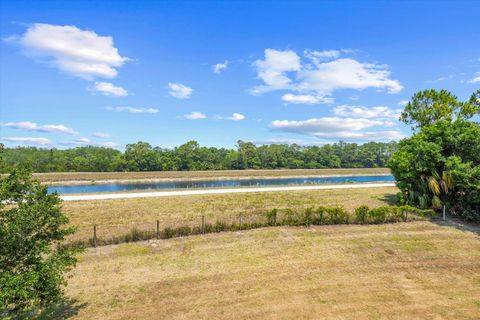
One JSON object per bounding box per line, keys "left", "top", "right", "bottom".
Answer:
{"left": 71, "top": 205, "right": 436, "bottom": 248}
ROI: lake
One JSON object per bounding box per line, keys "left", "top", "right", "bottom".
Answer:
{"left": 48, "top": 175, "right": 395, "bottom": 194}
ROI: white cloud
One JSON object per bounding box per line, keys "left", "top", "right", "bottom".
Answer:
{"left": 93, "top": 132, "right": 111, "bottom": 138}
{"left": 226, "top": 113, "right": 245, "bottom": 121}
{"left": 11, "top": 23, "right": 127, "bottom": 80}
{"left": 270, "top": 117, "right": 403, "bottom": 141}
{"left": 253, "top": 139, "right": 330, "bottom": 146}
{"left": 2, "top": 137, "right": 51, "bottom": 145}
{"left": 469, "top": 72, "right": 480, "bottom": 83}
{"left": 93, "top": 82, "right": 128, "bottom": 97}
{"left": 304, "top": 49, "right": 341, "bottom": 64}
{"left": 183, "top": 112, "right": 206, "bottom": 120}
{"left": 298, "top": 58, "right": 403, "bottom": 94}
{"left": 251, "top": 49, "right": 301, "bottom": 95}
{"left": 58, "top": 137, "right": 91, "bottom": 146}
{"left": 1, "top": 121, "right": 78, "bottom": 134}
{"left": 397, "top": 100, "right": 409, "bottom": 107}
{"left": 168, "top": 83, "right": 193, "bottom": 99}
{"left": 281, "top": 93, "right": 333, "bottom": 105}
{"left": 100, "top": 142, "right": 120, "bottom": 148}
{"left": 105, "top": 106, "right": 159, "bottom": 114}
{"left": 333, "top": 105, "right": 401, "bottom": 120}
{"left": 213, "top": 60, "right": 228, "bottom": 74}
{"left": 251, "top": 49, "right": 402, "bottom": 103}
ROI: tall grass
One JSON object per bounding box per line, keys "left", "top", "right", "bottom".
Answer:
{"left": 68, "top": 205, "right": 435, "bottom": 249}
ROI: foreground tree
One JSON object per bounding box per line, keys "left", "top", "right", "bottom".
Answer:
{"left": 0, "top": 168, "right": 81, "bottom": 315}
{"left": 389, "top": 89, "right": 480, "bottom": 221}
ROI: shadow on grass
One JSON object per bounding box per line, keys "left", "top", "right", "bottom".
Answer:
{"left": 3, "top": 298, "right": 86, "bottom": 320}
{"left": 431, "top": 214, "right": 480, "bottom": 236}
{"left": 378, "top": 194, "right": 399, "bottom": 206}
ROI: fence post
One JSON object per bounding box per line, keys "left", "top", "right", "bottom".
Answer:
{"left": 156, "top": 220, "right": 160, "bottom": 239}
{"left": 273, "top": 210, "right": 277, "bottom": 225}
{"left": 93, "top": 225, "right": 97, "bottom": 248}
{"left": 201, "top": 215, "right": 205, "bottom": 234}
{"left": 239, "top": 214, "right": 243, "bottom": 228}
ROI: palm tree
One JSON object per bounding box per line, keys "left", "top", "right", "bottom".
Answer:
{"left": 426, "top": 171, "right": 453, "bottom": 220}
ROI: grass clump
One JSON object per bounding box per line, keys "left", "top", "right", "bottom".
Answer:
{"left": 76, "top": 205, "right": 435, "bottom": 248}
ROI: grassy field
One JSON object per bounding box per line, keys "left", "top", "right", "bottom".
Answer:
{"left": 63, "top": 186, "right": 398, "bottom": 243}
{"left": 34, "top": 168, "right": 391, "bottom": 185}
{"left": 65, "top": 221, "right": 480, "bottom": 320}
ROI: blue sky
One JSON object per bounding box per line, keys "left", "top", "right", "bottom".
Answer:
{"left": 1, "top": 0, "right": 479, "bottom": 149}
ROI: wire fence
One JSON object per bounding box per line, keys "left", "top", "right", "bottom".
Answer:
{"left": 66, "top": 205, "right": 436, "bottom": 249}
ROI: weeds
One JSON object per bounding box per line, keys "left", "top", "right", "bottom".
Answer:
{"left": 72, "top": 204, "right": 435, "bottom": 249}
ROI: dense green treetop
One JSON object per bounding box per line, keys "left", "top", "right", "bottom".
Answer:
{"left": 0, "top": 168, "right": 81, "bottom": 315}
{"left": 390, "top": 89, "right": 480, "bottom": 222}
{"left": 0, "top": 141, "right": 398, "bottom": 173}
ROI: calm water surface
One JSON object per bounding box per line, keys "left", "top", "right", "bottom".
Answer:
{"left": 48, "top": 175, "right": 395, "bottom": 194}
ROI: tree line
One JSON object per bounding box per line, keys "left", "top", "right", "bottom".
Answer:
{"left": 0, "top": 140, "right": 398, "bottom": 173}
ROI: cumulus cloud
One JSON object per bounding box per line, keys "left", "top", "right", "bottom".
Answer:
{"left": 93, "top": 132, "right": 111, "bottom": 138}
{"left": 251, "top": 49, "right": 301, "bottom": 95}
{"left": 9, "top": 23, "right": 127, "bottom": 80}
{"left": 93, "top": 82, "right": 128, "bottom": 97}
{"left": 2, "top": 137, "right": 51, "bottom": 145}
{"left": 398, "top": 100, "right": 409, "bottom": 107}
{"left": 168, "top": 83, "right": 193, "bottom": 99}
{"left": 183, "top": 112, "right": 206, "bottom": 120}
{"left": 213, "top": 60, "right": 228, "bottom": 74}
{"left": 100, "top": 141, "right": 120, "bottom": 148}
{"left": 59, "top": 138, "right": 121, "bottom": 148}
{"left": 58, "top": 137, "right": 91, "bottom": 147}
{"left": 1, "top": 121, "right": 78, "bottom": 134}
{"left": 105, "top": 106, "right": 159, "bottom": 114}
{"left": 253, "top": 138, "right": 330, "bottom": 146}
{"left": 270, "top": 117, "right": 403, "bottom": 141}
{"left": 281, "top": 93, "right": 333, "bottom": 105}
{"left": 333, "top": 105, "right": 401, "bottom": 120}
{"left": 469, "top": 72, "right": 480, "bottom": 83}
{"left": 227, "top": 113, "right": 245, "bottom": 121}
{"left": 251, "top": 49, "right": 402, "bottom": 103}
{"left": 303, "top": 49, "right": 344, "bottom": 64}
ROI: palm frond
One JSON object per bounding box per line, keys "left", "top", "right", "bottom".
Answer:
{"left": 442, "top": 171, "right": 454, "bottom": 190}
{"left": 427, "top": 176, "right": 440, "bottom": 195}
{"left": 432, "top": 195, "right": 442, "bottom": 209}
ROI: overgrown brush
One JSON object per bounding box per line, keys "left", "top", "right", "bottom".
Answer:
{"left": 72, "top": 205, "right": 435, "bottom": 248}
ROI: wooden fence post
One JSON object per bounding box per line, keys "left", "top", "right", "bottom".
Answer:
{"left": 239, "top": 214, "right": 243, "bottom": 228}
{"left": 156, "top": 220, "right": 160, "bottom": 239}
{"left": 273, "top": 210, "right": 277, "bottom": 225}
{"left": 93, "top": 225, "right": 97, "bottom": 248}
{"left": 201, "top": 215, "right": 205, "bottom": 234}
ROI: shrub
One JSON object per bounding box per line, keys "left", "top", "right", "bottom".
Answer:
{"left": 265, "top": 208, "right": 278, "bottom": 225}
{"left": 326, "top": 206, "right": 350, "bottom": 224}
{"left": 355, "top": 205, "right": 370, "bottom": 224}
{"left": 368, "top": 206, "right": 389, "bottom": 224}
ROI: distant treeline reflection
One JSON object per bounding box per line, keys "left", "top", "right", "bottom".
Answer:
{"left": 0, "top": 140, "right": 398, "bottom": 172}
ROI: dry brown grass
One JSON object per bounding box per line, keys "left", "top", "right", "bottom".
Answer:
{"left": 66, "top": 221, "right": 480, "bottom": 320}
{"left": 34, "top": 168, "right": 391, "bottom": 185}
{"left": 63, "top": 186, "right": 398, "bottom": 243}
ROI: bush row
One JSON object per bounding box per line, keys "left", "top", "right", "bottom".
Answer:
{"left": 66, "top": 205, "right": 435, "bottom": 248}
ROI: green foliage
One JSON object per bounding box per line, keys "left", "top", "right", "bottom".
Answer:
{"left": 400, "top": 89, "right": 480, "bottom": 130}
{"left": 72, "top": 205, "right": 435, "bottom": 249}
{"left": 0, "top": 140, "right": 399, "bottom": 173}
{"left": 390, "top": 89, "right": 480, "bottom": 221}
{"left": 0, "top": 168, "right": 82, "bottom": 315}
{"left": 355, "top": 205, "right": 370, "bottom": 223}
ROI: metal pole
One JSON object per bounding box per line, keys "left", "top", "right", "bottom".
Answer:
{"left": 93, "top": 225, "right": 97, "bottom": 247}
